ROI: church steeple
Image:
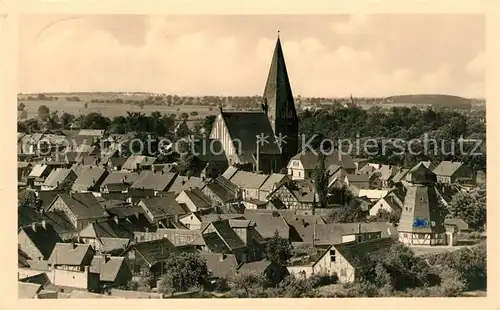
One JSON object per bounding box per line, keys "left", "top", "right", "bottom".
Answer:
{"left": 262, "top": 33, "right": 299, "bottom": 166}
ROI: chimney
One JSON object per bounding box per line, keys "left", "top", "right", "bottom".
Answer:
{"left": 104, "top": 254, "right": 110, "bottom": 263}
{"left": 181, "top": 179, "right": 186, "bottom": 185}
{"left": 84, "top": 266, "right": 89, "bottom": 273}
{"left": 358, "top": 223, "right": 362, "bottom": 235}
{"left": 41, "top": 220, "right": 47, "bottom": 229}
{"left": 122, "top": 177, "right": 126, "bottom": 184}
{"left": 114, "top": 216, "right": 119, "bottom": 224}
{"left": 220, "top": 253, "right": 226, "bottom": 262}
{"left": 32, "top": 222, "right": 37, "bottom": 232}
{"left": 56, "top": 181, "right": 60, "bottom": 188}
{"left": 71, "top": 241, "right": 77, "bottom": 249}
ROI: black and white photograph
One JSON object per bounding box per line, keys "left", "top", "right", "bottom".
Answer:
{"left": 13, "top": 12, "right": 488, "bottom": 299}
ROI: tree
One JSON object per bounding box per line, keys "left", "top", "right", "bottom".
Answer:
{"left": 61, "top": 112, "right": 75, "bottom": 129}
{"left": 265, "top": 231, "right": 293, "bottom": 266}
{"left": 325, "top": 200, "right": 365, "bottom": 223}
{"left": 312, "top": 153, "right": 331, "bottom": 208}
{"left": 17, "top": 102, "right": 25, "bottom": 111}
{"left": 19, "top": 190, "right": 41, "bottom": 211}
{"left": 368, "top": 208, "right": 401, "bottom": 225}
{"left": 228, "top": 271, "right": 269, "bottom": 298}
{"left": 81, "top": 112, "right": 111, "bottom": 129}
{"left": 447, "top": 185, "right": 486, "bottom": 230}
{"left": 19, "top": 110, "right": 28, "bottom": 119}
{"left": 202, "top": 115, "right": 216, "bottom": 135}
{"left": 158, "top": 253, "right": 208, "bottom": 294}
{"left": 180, "top": 112, "right": 189, "bottom": 121}
{"left": 37, "top": 105, "right": 50, "bottom": 121}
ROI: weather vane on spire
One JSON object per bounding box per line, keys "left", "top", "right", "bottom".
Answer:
{"left": 278, "top": 30, "right": 280, "bottom": 37}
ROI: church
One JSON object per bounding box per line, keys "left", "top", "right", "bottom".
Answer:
{"left": 209, "top": 35, "right": 299, "bottom": 174}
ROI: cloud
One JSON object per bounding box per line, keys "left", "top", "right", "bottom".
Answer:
{"left": 18, "top": 15, "right": 485, "bottom": 98}
{"left": 466, "top": 52, "right": 485, "bottom": 78}
{"left": 330, "top": 15, "right": 370, "bottom": 35}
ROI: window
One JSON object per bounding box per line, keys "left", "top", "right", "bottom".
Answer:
{"left": 329, "top": 250, "right": 336, "bottom": 262}
{"left": 357, "top": 235, "right": 362, "bottom": 242}
{"left": 292, "top": 160, "right": 299, "bottom": 167}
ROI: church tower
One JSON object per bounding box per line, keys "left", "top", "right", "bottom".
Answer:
{"left": 262, "top": 33, "right": 299, "bottom": 168}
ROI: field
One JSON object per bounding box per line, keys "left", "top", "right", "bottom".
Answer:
{"left": 18, "top": 99, "right": 219, "bottom": 122}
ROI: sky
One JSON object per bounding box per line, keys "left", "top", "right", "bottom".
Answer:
{"left": 18, "top": 14, "right": 485, "bottom": 98}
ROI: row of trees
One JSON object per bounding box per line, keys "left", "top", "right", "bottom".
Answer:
{"left": 299, "top": 106, "right": 486, "bottom": 171}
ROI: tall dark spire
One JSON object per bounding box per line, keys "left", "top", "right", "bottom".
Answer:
{"left": 262, "top": 34, "right": 299, "bottom": 167}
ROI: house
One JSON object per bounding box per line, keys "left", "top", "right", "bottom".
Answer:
{"left": 224, "top": 170, "right": 270, "bottom": 200}
{"left": 18, "top": 282, "right": 43, "bottom": 299}
{"left": 444, "top": 218, "right": 470, "bottom": 233}
{"left": 99, "top": 171, "right": 140, "bottom": 192}
{"left": 433, "top": 161, "right": 476, "bottom": 185}
{"left": 138, "top": 194, "right": 187, "bottom": 224}
{"left": 210, "top": 37, "right": 298, "bottom": 173}
{"left": 46, "top": 243, "right": 100, "bottom": 292}
{"left": 369, "top": 195, "right": 403, "bottom": 216}
{"left": 175, "top": 188, "right": 213, "bottom": 212}
{"left": 27, "top": 164, "right": 52, "bottom": 187}
{"left": 266, "top": 179, "right": 318, "bottom": 214}
{"left": 398, "top": 163, "right": 447, "bottom": 246}
{"left": 236, "top": 260, "right": 289, "bottom": 285}
{"left": 368, "top": 172, "right": 382, "bottom": 189}
{"left": 312, "top": 237, "right": 396, "bottom": 283}
{"left": 18, "top": 162, "right": 32, "bottom": 184}
{"left": 280, "top": 211, "right": 325, "bottom": 242}
{"left": 71, "top": 166, "right": 109, "bottom": 192}
{"left": 287, "top": 151, "right": 356, "bottom": 180}
{"left": 243, "top": 209, "right": 290, "bottom": 240}
{"left": 198, "top": 219, "right": 259, "bottom": 263}
{"left": 45, "top": 193, "right": 109, "bottom": 230}
{"left": 344, "top": 174, "right": 370, "bottom": 191}
{"left": 124, "top": 238, "right": 183, "bottom": 280}
{"left": 258, "top": 173, "right": 290, "bottom": 201}
{"left": 353, "top": 158, "right": 369, "bottom": 173}
{"left": 390, "top": 168, "right": 409, "bottom": 185}
{"left": 201, "top": 176, "right": 242, "bottom": 207}
{"left": 241, "top": 198, "right": 267, "bottom": 210}
{"left": 355, "top": 189, "right": 390, "bottom": 201}
{"left": 130, "top": 171, "right": 178, "bottom": 194}
{"left": 377, "top": 165, "right": 400, "bottom": 188}
{"left": 78, "top": 219, "right": 134, "bottom": 253}
{"left": 41, "top": 168, "right": 77, "bottom": 191}
{"left": 89, "top": 255, "right": 132, "bottom": 288}
{"left": 121, "top": 155, "right": 157, "bottom": 171}
{"left": 199, "top": 252, "right": 238, "bottom": 280}
{"left": 167, "top": 176, "right": 205, "bottom": 194}
{"left": 18, "top": 222, "right": 62, "bottom": 260}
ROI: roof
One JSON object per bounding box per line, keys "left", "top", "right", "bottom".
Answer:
{"left": 47, "top": 243, "right": 94, "bottom": 266}
{"left": 48, "top": 193, "right": 108, "bottom": 220}
{"left": 18, "top": 282, "right": 42, "bottom": 299}
{"left": 168, "top": 176, "right": 205, "bottom": 194}
{"left": 42, "top": 168, "right": 75, "bottom": 188}
{"left": 229, "top": 171, "right": 270, "bottom": 190}
{"left": 300, "top": 222, "right": 397, "bottom": 245}
{"left": 100, "top": 171, "right": 140, "bottom": 187}
{"left": 18, "top": 222, "right": 62, "bottom": 259}
{"left": 219, "top": 112, "right": 281, "bottom": 163}
{"left": 259, "top": 173, "right": 288, "bottom": 192}
{"left": 206, "top": 220, "right": 247, "bottom": 250}
{"left": 130, "top": 171, "right": 177, "bottom": 192}
{"left": 323, "top": 237, "right": 396, "bottom": 268}
{"left": 290, "top": 151, "right": 356, "bottom": 171}
{"left": 203, "top": 176, "right": 239, "bottom": 203}
{"left": 242, "top": 210, "right": 289, "bottom": 239}
{"left": 199, "top": 252, "right": 238, "bottom": 279}
{"left": 139, "top": 194, "right": 187, "bottom": 221}
{"left": 130, "top": 238, "right": 180, "bottom": 266}
{"left": 346, "top": 174, "right": 370, "bottom": 184}
{"left": 71, "top": 166, "right": 108, "bottom": 191}
{"left": 433, "top": 161, "right": 464, "bottom": 177}
{"left": 78, "top": 129, "right": 105, "bottom": 136}
{"left": 391, "top": 169, "right": 409, "bottom": 184}
{"left": 28, "top": 164, "right": 50, "bottom": 178}
{"left": 179, "top": 188, "right": 212, "bottom": 209}
{"left": 222, "top": 166, "right": 239, "bottom": 180}
{"left": 18, "top": 249, "right": 30, "bottom": 267}
{"left": 271, "top": 179, "right": 317, "bottom": 203}
{"left": 78, "top": 219, "right": 133, "bottom": 240}
{"left": 122, "top": 155, "right": 157, "bottom": 170}
{"left": 100, "top": 238, "right": 131, "bottom": 254}
{"left": 398, "top": 184, "right": 446, "bottom": 233}
{"left": 406, "top": 162, "right": 437, "bottom": 184}
{"left": 90, "top": 256, "right": 126, "bottom": 282}
{"left": 237, "top": 259, "right": 273, "bottom": 273}
{"left": 156, "top": 228, "right": 203, "bottom": 246}
{"left": 356, "top": 189, "right": 390, "bottom": 200}
{"left": 444, "top": 218, "right": 470, "bottom": 231}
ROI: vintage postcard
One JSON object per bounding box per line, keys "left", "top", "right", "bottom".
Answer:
{"left": 1, "top": 1, "right": 498, "bottom": 309}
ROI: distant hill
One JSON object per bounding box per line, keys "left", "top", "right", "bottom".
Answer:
{"left": 385, "top": 94, "right": 472, "bottom": 106}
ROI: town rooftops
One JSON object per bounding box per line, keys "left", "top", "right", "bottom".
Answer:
{"left": 130, "top": 170, "right": 177, "bottom": 192}
{"left": 433, "top": 161, "right": 464, "bottom": 177}
{"left": 71, "top": 166, "right": 108, "bottom": 191}
{"left": 121, "top": 155, "right": 157, "bottom": 170}
{"left": 89, "top": 255, "right": 127, "bottom": 282}
{"left": 199, "top": 252, "right": 238, "bottom": 279}
{"left": 128, "top": 238, "right": 180, "bottom": 267}
{"left": 18, "top": 222, "right": 62, "bottom": 259}
{"left": 228, "top": 171, "right": 270, "bottom": 190}
{"left": 42, "top": 168, "right": 75, "bottom": 188}
{"left": 139, "top": 194, "right": 187, "bottom": 221}
{"left": 100, "top": 171, "right": 140, "bottom": 187}
{"left": 47, "top": 192, "right": 108, "bottom": 221}
{"left": 242, "top": 210, "right": 289, "bottom": 239}
{"left": 47, "top": 243, "right": 95, "bottom": 266}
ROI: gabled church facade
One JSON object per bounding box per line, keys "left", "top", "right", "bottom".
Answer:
{"left": 210, "top": 35, "right": 299, "bottom": 174}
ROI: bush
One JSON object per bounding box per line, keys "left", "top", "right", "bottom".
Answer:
{"left": 190, "top": 111, "right": 199, "bottom": 116}
{"left": 469, "top": 231, "right": 482, "bottom": 240}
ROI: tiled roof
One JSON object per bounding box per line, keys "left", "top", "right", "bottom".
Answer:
{"left": 406, "top": 162, "right": 437, "bottom": 184}
{"left": 28, "top": 164, "right": 50, "bottom": 178}
{"left": 131, "top": 238, "right": 179, "bottom": 266}
{"left": 42, "top": 168, "right": 75, "bottom": 188}
{"left": 199, "top": 252, "right": 238, "bottom": 279}
{"left": 433, "top": 161, "right": 464, "bottom": 177}
{"left": 156, "top": 228, "right": 202, "bottom": 246}
{"left": 326, "top": 237, "right": 396, "bottom": 268}
{"left": 90, "top": 255, "right": 127, "bottom": 282}
{"left": 139, "top": 194, "right": 187, "bottom": 221}
{"left": 71, "top": 166, "right": 108, "bottom": 191}
{"left": 130, "top": 170, "right": 177, "bottom": 192}
{"left": 242, "top": 210, "right": 289, "bottom": 239}
{"left": 180, "top": 188, "right": 212, "bottom": 209}
{"left": 53, "top": 192, "right": 108, "bottom": 220}
{"left": 237, "top": 260, "right": 272, "bottom": 274}
{"left": 78, "top": 219, "right": 133, "bottom": 240}
{"left": 19, "top": 222, "right": 62, "bottom": 259}
{"left": 259, "top": 173, "right": 287, "bottom": 192}
{"left": 222, "top": 166, "right": 239, "bottom": 180}
{"left": 101, "top": 171, "right": 140, "bottom": 187}
{"left": 18, "top": 282, "right": 42, "bottom": 299}
{"left": 168, "top": 176, "right": 205, "bottom": 194}
{"left": 121, "top": 155, "right": 157, "bottom": 170}
{"left": 47, "top": 243, "right": 94, "bottom": 266}
{"left": 229, "top": 171, "right": 270, "bottom": 190}
{"left": 210, "top": 220, "right": 246, "bottom": 250}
